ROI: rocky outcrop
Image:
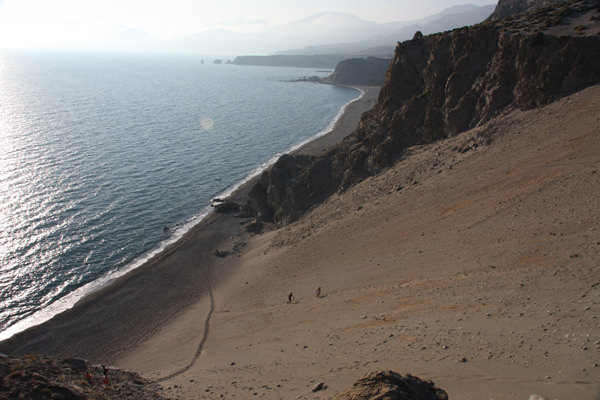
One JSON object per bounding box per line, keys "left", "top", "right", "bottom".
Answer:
{"left": 332, "top": 371, "right": 448, "bottom": 400}
{"left": 370, "top": 26, "right": 600, "bottom": 144}
{"left": 326, "top": 57, "right": 391, "bottom": 86}
{"left": 246, "top": 0, "right": 600, "bottom": 226}
{"left": 486, "top": 0, "right": 564, "bottom": 21}
{"left": 0, "top": 355, "right": 170, "bottom": 400}
{"left": 485, "top": 0, "right": 600, "bottom": 30}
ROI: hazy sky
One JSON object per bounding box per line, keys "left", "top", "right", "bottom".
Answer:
{"left": 0, "top": 0, "right": 496, "bottom": 50}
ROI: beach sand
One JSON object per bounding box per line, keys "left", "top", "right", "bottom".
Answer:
{"left": 0, "top": 86, "right": 380, "bottom": 362}
{"left": 118, "top": 85, "right": 600, "bottom": 399}
{"left": 2, "top": 84, "right": 599, "bottom": 399}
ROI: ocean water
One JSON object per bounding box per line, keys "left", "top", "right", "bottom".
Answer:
{"left": 0, "top": 50, "right": 360, "bottom": 340}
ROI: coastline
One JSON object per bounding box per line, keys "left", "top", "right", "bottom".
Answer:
{"left": 0, "top": 85, "right": 381, "bottom": 362}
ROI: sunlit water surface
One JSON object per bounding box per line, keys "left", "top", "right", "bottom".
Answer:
{"left": 0, "top": 50, "right": 360, "bottom": 340}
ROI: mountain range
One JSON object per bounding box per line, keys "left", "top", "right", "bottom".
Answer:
{"left": 274, "top": 4, "right": 496, "bottom": 56}
{"left": 114, "top": 4, "right": 495, "bottom": 56}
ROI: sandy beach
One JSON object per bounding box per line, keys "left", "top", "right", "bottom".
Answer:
{"left": 0, "top": 86, "right": 380, "bottom": 362}
{"left": 2, "top": 83, "right": 599, "bottom": 399}
{"left": 119, "top": 85, "right": 600, "bottom": 399}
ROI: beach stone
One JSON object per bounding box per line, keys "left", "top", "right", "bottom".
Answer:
{"left": 244, "top": 219, "right": 263, "bottom": 233}
{"left": 214, "top": 250, "right": 229, "bottom": 258}
{"left": 528, "top": 395, "right": 547, "bottom": 400}
{"left": 332, "top": 371, "right": 448, "bottom": 400}
{"left": 312, "top": 381, "right": 327, "bottom": 392}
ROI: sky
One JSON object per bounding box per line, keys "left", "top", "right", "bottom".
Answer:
{"left": 0, "top": 0, "right": 496, "bottom": 51}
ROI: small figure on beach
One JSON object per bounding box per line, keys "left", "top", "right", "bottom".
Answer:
{"left": 85, "top": 370, "right": 92, "bottom": 382}
{"left": 316, "top": 287, "right": 321, "bottom": 298}
{"left": 288, "top": 292, "right": 294, "bottom": 304}
{"left": 102, "top": 365, "right": 109, "bottom": 384}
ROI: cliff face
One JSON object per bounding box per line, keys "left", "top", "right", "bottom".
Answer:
{"left": 246, "top": 0, "right": 600, "bottom": 225}
{"left": 486, "top": 0, "right": 564, "bottom": 21}
{"left": 371, "top": 27, "right": 599, "bottom": 145}
{"left": 326, "top": 57, "right": 391, "bottom": 86}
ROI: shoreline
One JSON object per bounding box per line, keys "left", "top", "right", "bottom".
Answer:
{"left": 0, "top": 85, "right": 381, "bottom": 362}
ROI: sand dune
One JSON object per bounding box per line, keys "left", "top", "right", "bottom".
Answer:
{"left": 117, "top": 86, "right": 600, "bottom": 399}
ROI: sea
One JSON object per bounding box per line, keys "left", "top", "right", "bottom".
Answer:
{"left": 0, "top": 50, "right": 361, "bottom": 341}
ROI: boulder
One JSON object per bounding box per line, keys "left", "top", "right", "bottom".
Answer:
{"left": 243, "top": 219, "right": 263, "bottom": 234}
{"left": 212, "top": 201, "right": 241, "bottom": 214}
{"left": 332, "top": 371, "right": 448, "bottom": 400}
{"left": 312, "top": 381, "right": 327, "bottom": 392}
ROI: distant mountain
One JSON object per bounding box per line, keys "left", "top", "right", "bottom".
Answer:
{"left": 163, "top": 4, "right": 496, "bottom": 55}
{"left": 275, "top": 12, "right": 383, "bottom": 45}
{"left": 164, "top": 12, "right": 385, "bottom": 55}
{"left": 166, "top": 28, "right": 257, "bottom": 54}
{"left": 277, "top": 4, "right": 496, "bottom": 56}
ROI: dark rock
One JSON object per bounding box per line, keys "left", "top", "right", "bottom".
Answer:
{"left": 293, "top": 75, "right": 322, "bottom": 83}
{"left": 214, "top": 249, "right": 229, "bottom": 258}
{"left": 244, "top": 219, "right": 263, "bottom": 234}
{"left": 0, "top": 355, "right": 169, "bottom": 399}
{"left": 312, "top": 381, "right": 327, "bottom": 392}
{"left": 332, "top": 370, "right": 448, "bottom": 400}
{"left": 326, "top": 56, "right": 390, "bottom": 86}
{"left": 212, "top": 201, "right": 241, "bottom": 213}
{"left": 63, "top": 358, "right": 87, "bottom": 372}
{"left": 486, "top": 0, "right": 564, "bottom": 21}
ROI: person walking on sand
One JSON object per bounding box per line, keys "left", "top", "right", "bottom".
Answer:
{"left": 316, "top": 287, "right": 321, "bottom": 298}
{"left": 288, "top": 292, "right": 294, "bottom": 304}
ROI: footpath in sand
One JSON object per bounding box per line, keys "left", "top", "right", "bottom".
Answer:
{"left": 118, "top": 86, "right": 600, "bottom": 400}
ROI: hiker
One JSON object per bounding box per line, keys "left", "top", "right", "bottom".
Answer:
{"left": 102, "top": 365, "right": 109, "bottom": 384}
{"left": 316, "top": 287, "right": 321, "bottom": 298}
{"left": 288, "top": 292, "right": 294, "bottom": 303}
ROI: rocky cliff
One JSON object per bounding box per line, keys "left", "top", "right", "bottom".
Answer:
{"left": 325, "top": 56, "right": 391, "bottom": 86}
{"left": 486, "top": 0, "right": 564, "bottom": 21}
{"left": 246, "top": 0, "right": 600, "bottom": 225}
